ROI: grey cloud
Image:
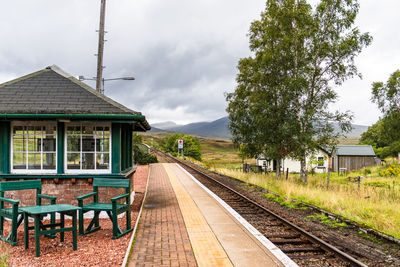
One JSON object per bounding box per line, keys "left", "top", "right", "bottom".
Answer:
{"left": 0, "top": 0, "right": 399, "bottom": 125}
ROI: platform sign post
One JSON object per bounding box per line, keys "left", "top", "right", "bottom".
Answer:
{"left": 178, "top": 139, "right": 184, "bottom": 157}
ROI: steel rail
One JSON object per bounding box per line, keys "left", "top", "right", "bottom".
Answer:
{"left": 156, "top": 149, "right": 368, "bottom": 267}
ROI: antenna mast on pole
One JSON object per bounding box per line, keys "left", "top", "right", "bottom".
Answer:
{"left": 96, "top": 0, "right": 106, "bottom": 93}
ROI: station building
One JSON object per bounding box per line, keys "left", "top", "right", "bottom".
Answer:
{"left": 0, "top": 65, "right": 150, "bottom": 204}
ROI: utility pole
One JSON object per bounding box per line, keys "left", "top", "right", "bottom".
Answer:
{"left": 96, "top": 0, "right": 106, "bottom": 93}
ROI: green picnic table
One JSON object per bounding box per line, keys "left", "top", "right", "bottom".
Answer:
{"left": 20, "top": 204, "right": 81, "bottom": 257}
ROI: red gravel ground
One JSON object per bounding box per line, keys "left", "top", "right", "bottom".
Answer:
{"left": 1, "top": 165, "right": 149, "bottom": 267}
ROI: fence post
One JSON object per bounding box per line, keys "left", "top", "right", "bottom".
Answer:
{"left": 357, "top": 176, "right": 361, "bottom": 189}
{"left": 327, "top": 168, "right": 330, "bottom": 190}
{"left": 243, "top": 163, "right": 248, "bottom": 173}
{"left": 286, "top": 168, "right": 289, "bottom": 180}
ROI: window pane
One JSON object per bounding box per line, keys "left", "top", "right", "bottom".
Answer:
{"left": 67, "top": 153, "right": 80, "bottom": 169}
{"left": 96, "top": 153, "right": 109, "bottom": 169}
{"left": 95, "top": 127, "right": 110, "bottom": 152}
{"left": 67, "top": 125, "right": 81, "bottom": 135}
{"left": 13, "top": 126, "right": 24, "bottom": 135}
{"left": 96, "top": 138, "right": 109, "bottom": 152}
{"left": 82, "top": 153, "right": 95, "bottom": 169}
{"left": 43, "top": 136, "right": 56, "bottom": 152}
{"left": 44, "top": 125, "right": 56, "bottom": 136}
{"left": 28, "top": 136, "right": 40, "bottom": 152}
{"left": 13, "top": 153, "right": 26, "bottom": 169}
{"left": 43, "top": 153, "right": 56, "bottom": 170}
{"left": 13, "top": 136, "right": 26, "bottom": 152}
{"left": 28, "top": 153, "right": 41, "bottom": 170}
{"left": 67, "top": 135, "right": 80, "bottom": 151}
{"left": 82, "top": 126, "right": 94, "bottom": 135}
{"left": 82, "top": 138, "right": 95, "bottom": 152}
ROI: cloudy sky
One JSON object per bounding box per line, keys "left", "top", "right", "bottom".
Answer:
{"left": 0, "top": 0, "right": 399, "bottom": 126}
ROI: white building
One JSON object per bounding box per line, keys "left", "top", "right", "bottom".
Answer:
{"left": 256, "top": 147, "right": 331, "bottom": 173}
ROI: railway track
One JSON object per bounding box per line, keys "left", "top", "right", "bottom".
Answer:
{"left": 155, "top": 149, "right": 368, "bottom": 267}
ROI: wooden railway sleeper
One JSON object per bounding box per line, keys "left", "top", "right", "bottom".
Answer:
{"left": 265, "top": 234, "right": 301, "bottom": 239}
{"left": 269, "top": 238, "right": 311, "bottom": 245}
{"left": 281, "top": 246, "right": 325, "bottom": 254}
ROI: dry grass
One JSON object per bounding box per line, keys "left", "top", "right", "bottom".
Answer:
{"left": 141, "top": 133, "right": 255, "bottom": 168}
{"left": 0, "top": 242, "right": 10, "bottom": 267}
{"left": 145, "top": 133, "right": 400, "bottom": 238}
{"left": 215, "top": 168, "right": 400, "bottom": 239}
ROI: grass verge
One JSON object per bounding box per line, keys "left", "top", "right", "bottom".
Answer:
{"left": 215, "top": 168, "right": 400, "bottom": 240}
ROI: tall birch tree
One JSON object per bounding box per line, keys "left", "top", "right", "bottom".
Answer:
{"left": 226, "top": 0, "right": 371, "bottom": 182}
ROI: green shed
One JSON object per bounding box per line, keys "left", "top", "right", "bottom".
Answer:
{"left": 0, "top": 65, "right": 150, "bottom": 186}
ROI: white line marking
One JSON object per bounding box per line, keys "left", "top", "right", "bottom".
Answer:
{"left": 176, "top": 163, "right": 299, "bottom": 267}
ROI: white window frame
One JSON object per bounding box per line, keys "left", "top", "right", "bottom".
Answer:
{"left": 317, "top": 156, "right": 325, "bottom": 168}
{"left": 10, "top": 121, "right": 58, "bottom": 174}
{"left": 64, "top": 123, "right": 112, "bottom": 174}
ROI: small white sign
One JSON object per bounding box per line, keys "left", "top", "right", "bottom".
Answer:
{"left": 178, "top": 139, "right": 183, "bottom": 149}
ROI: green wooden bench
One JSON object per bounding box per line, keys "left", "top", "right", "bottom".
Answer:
{"left": 0, "top": 180, "right": 56, "bottom": 246}
{"left": 77, "top": 178, "right": 132, "bottom": 239}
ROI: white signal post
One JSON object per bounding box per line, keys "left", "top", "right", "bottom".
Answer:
{"left": 178, "top": 139, "right": 184, "bottom": 157}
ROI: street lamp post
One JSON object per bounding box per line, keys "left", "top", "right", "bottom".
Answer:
{"left": 78, "top": 76, "right": 135, "bottom": 94}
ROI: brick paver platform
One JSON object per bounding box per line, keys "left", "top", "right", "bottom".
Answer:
{"left": 128, "top": 164, "right": 197, "bottom": 266}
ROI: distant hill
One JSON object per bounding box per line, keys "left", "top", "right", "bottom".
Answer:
{"left": 332, "top": 123, "right": 369, "bottom": 138}
{"left": 149, "top": 116, "right": 369, "bottom": 140}
{"left": 152, "top": 121, "right": 180, "bottom": 129}
{"left": 148, "top": 126, "right": 164, "bottom": 133}
{"left": 149, "top": 117, "right": 231, "bottom": 139}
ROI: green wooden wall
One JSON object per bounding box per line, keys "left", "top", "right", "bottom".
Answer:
{"left": 57, "top": 122, "right": 64, "bottom": 174}
{"left": 120, "top": 124, "right": 133, "bottom": 171}
{"left": 0, "top": 121, "right": 133, "bottom": 176}
{"left": 0, "top": 121, "right": 10, "bottom": 174}
{"left": 112, "top": 123, "right": 121, "bottom": 174}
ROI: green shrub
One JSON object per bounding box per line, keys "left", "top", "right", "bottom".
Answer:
{"left": 161, "top": 133, "right": 202, "bottom": 161}
{"left": 133, "top": 145, "right": 158, "bottom": 165}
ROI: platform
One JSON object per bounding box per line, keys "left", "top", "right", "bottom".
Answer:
{"left": 128, "top": 163, "right": 296, "bottom": 267}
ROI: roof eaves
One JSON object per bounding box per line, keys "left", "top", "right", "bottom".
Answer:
{"left": 317, "top": 145, "right": 332, "bottom": 155}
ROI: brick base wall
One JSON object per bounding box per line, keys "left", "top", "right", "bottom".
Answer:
{"left": 2, "top": 173, "right": 135, "bottom": 207}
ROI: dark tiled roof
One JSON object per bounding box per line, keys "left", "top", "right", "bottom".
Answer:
{"left": 0, "top": 65, "right": 150, "bottom": 130}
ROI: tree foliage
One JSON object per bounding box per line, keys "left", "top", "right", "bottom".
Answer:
{"left": 372, "top": 70, "right": 400, "bottom": 114}
{"left": 132, "top": 132, "right": 143, "bottom": 145}
{"left": 226, "top": 0, "right": 371, "bottom": 181}
{"left": 360, "top": 118, "right": 400, "bottom": 159}
{"left": 132, "top": 133, "right": 158, "bottom": 164}
{"left": 361, "top": 72, "right": 400, "bottom": 158}
{"left": 161, "top": 133, "right": 202, "bottom": 161}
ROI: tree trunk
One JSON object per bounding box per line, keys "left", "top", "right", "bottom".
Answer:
{"left": 276, "top": 159, "right": 281, "bottom": 178}
{"left": 300, "top": 157, "right": 307, "bottom": 183}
